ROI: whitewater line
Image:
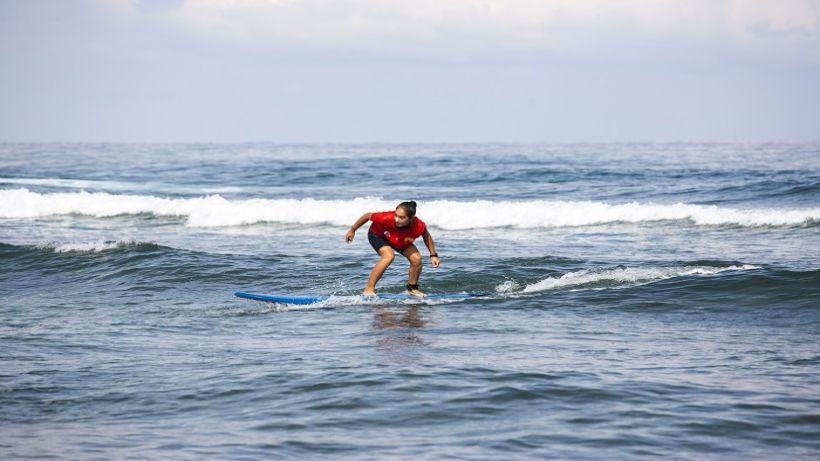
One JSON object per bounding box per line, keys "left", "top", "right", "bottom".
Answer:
{"left": 1, "top": 188, "right": 817, "bottom": 228}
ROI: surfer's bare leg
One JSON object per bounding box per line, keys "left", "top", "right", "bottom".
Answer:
{"left": 364, "top": 246, "right": 395, "bottom": 295}
{"left": 403, "top": 245, "right": 425, "bottom": 297}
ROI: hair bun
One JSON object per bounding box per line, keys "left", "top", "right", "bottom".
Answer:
{"left": 397, "top": 201, "right": 418, "bottom": 218}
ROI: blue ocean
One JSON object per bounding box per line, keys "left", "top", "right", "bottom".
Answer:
{"left": 1, "top": 143, "right": 819, "bottom": 460}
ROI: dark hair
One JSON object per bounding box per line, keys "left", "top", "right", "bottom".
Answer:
{"left": 397, "top": 201, "right": 417, "bottom": 218}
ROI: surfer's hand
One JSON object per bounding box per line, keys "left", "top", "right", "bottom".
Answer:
{"left": 345, "top": 228, "right": 355, "bottom": 243}
{"left": 431, "top": 256, "right": 441, "bottom": 268}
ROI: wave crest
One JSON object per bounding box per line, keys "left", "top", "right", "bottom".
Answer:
{"left": 1, "top": 188, "right": 817, "bottom": 229}
{"left": 521, "top": 264, "right": 760, "bottom": 293}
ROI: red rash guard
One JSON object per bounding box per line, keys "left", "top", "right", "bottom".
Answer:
{"left": 369, "top": 211, "right": 427, "bottom": 251}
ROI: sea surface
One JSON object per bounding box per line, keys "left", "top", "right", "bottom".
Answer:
{"left": 1, "top": 143, "right": 819, "bottom": 460}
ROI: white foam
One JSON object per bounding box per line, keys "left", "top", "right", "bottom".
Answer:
{"left": 40, "top": 240, "right": 132, "bottom": 253}
{"left": 494, "top": 280, "right": 520, "bottom": 293}
{"left": 238, "top": 294, "right": 465, "bottom": 312}
{"left": 1, "top": 188, "right": 817, "bottom": 229}
{"left": 423, "top": 200, "right": 819, "bottom": 228}
{"left": 522, "top": 264, "right": 760, "bottom": 293}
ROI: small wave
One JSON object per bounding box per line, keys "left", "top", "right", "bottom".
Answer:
{"left": 0, "top": 177, "right": 243, "bottom": 195}
{"left": 38, "top": 240, "right": 139, "bottom": 253}
{"left": 769, "top": 179, "right": 820, "bottom": 199}
{"left": 522, "top": 264, "right": 760, "bottom": 293}
{"left": 1, "top": 188, "right": 817, "bottom": 228}
{"left": 17, "top": 240, "right": 167, "bottom": 256}
{"left": 0, "top": 177, "right": 123, "bottom": 190}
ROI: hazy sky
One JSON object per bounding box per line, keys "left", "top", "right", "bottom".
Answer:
{"left": 1, "top": 0, "right": 819, "bottom": 142}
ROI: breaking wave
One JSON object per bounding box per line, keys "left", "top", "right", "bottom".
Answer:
{"left": 520, "top": 264, "right": 761, "bottom": 293}
{"left": 1, "top": 188, "right": 817, "bottom": 229}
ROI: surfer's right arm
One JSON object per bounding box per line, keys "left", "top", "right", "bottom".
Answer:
{"left": 345, "top": 212, "right": 373, "bottom": 243}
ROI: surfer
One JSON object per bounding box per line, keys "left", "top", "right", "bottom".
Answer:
{"left": 345, "top": 201, "right": 440, "bottom": 297}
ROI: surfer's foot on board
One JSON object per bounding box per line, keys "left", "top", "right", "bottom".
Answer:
{"left": 406, "top": 284, "right": 426, "bottom": 297}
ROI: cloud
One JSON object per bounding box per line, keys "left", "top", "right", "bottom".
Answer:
{"left": 94, "top": 0, "right": 820, "bottom": 62}
{"left": 4, "top": 0, "right": 816, "bottom": 142}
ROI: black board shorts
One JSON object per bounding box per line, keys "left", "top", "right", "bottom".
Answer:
{"left": 368, "top": 231, "right": 404, "bottom": 255}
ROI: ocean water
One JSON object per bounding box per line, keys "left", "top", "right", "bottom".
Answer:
{"left": 1, "top": 143, "right": 818, "bottom": 460}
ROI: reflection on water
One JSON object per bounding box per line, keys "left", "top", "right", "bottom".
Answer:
{"left": 373, "top": 306, "right": 425, "bottom": 329}
{"left": 372, "top": 306, "right": 428, "bottom": 360}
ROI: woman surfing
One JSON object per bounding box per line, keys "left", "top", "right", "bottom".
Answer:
{"left": 345, "top": 201, "right": 441, "bottom": 297}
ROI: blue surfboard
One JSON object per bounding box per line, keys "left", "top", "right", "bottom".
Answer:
{"left": 234, "top": 291, "right": 487, "bottom": 305}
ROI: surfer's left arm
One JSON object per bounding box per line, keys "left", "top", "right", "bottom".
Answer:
{"left": 422, "top": 229, "right": 440, "bottom": 268}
